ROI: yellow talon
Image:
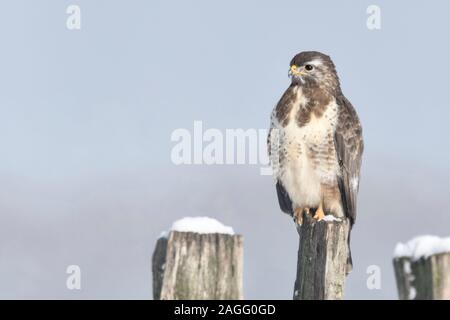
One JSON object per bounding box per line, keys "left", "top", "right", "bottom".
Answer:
{"left": 313, "top": 203, "right": 325, "bottom": 221}
{"left": 294, "top": 207, "right": 304, "bottom": 225}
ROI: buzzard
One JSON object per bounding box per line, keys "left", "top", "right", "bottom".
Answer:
{"left": 268, "top": 51, "right": 363, "bottom": 270}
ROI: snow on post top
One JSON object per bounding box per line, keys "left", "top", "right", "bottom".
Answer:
{"left": 322, "top": 215, "right": 341, "bottom": 222}
{"left": 161, "top": 217, "right": 235, "bottom": 236}
{"left": 394, "top": 235, "right": 450, "bottom": 261}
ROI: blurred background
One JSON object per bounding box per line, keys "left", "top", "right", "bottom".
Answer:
{"left": 0, "top": 0, "right": 449, "bottom": 299}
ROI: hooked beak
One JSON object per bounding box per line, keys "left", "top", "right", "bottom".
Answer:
{"left": 288, "top": 65, "right": 306, "bottom": 78}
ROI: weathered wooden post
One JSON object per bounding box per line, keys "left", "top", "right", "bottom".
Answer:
{"left": 293, "top": 214, "right": 351, "bottom": 300}
{"left": 152, "top": 217, "right": 244, "bottom": 300}
{"left": 393, "top": 235, "right": 450, "bottom": 300}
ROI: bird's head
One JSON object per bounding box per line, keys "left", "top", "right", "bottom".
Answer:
{"left": 289, "top": 51, "right": 340, "bottom": 93}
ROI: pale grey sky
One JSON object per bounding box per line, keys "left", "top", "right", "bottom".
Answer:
{"left": 1, "top": 0, "right": 450, "bottom": 299}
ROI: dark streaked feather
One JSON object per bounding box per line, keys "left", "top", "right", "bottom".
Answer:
{"left": 267, "top": 126, "right": 293, "bottom": 216}
{"left": 334, "top": 95, "right": 364, "bottom": 226}
{"left": 335, "top": 95, "right": 363, "bottom": 273}
{"left": 276, "top": 181, "right": 293, "bottom": 215}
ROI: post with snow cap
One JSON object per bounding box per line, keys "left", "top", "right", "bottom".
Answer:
{"left": 393, "top": 235, "right": 450, "bottom": 300}
{"left": 152, "top": 217, "right": 244, "bottom": 300}
{"left": 293, "top": 214, "right": 351, "bottom": 300}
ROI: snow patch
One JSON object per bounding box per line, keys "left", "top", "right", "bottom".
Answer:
{"left": 322, "top": 215, "right": 341, "bottom": 222}
{"left": 169, "top": 217, "right": 235, "bottom": 235}
{"left": 401, "top": 259, "right": 416, "bottom": 300}
{"left": 394, "top": 235, "right": 450, "bottom": 261}
{"left": 408, "top": 286, "right": 417, "bottom": 300}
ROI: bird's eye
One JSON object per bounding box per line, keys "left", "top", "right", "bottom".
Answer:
{"left": 305, "top": 64, "right": 314, "bottom": 71}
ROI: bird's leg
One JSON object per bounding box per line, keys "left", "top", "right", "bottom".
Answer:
{"left": 293, "top": 207, "right": 304, "bottom": 225}
{"left": 294, "top": 207, "right": 312, "bottom": 225}
{"left": 313, "top": 202, "right": 325, "bottom": 221}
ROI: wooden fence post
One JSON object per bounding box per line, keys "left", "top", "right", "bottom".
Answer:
{"left": 152, "top": 230, "right": 244, "bottom": 300}
{"left": 293, "top": 214, "right": 350, "bottom": 300}
{"left": 393, "top": 248, "right": 450, "bottom": 300}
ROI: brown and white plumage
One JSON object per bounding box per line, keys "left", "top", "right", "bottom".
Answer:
{"left": 268, "top": 51, "right": 363, "bottom": 270}
{"left": 334, "top": 95, "right": 364, "bottom": 225}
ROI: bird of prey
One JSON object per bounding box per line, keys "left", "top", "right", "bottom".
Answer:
{"left": 268, "top": 51, "right": 363, "bottom": 269}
